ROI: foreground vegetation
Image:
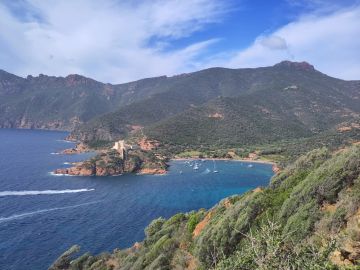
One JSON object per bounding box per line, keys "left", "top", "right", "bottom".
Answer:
{"left": 50, "top": 145, "right": 360, "bottom": 269}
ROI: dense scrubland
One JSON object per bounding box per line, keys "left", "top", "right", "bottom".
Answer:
{"left": 50, "top": 145, "right": 360, "bottom": 269}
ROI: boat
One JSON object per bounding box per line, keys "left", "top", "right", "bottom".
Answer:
{"left": 194, "top": 163, "right": 199, "bottom": 170}
{"left": 248, "top": 164, "right": 253, "bottom": 168}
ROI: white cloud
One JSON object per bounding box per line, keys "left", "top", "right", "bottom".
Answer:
{"left": 0, "top": 0, "right": 227, "bottom": 83}
{"left": 215, "top": 6, "right": 360, "bottom": 80}
{"left": 257, "top": 35, "right": 288, "bottom": 51}
{"left": 1, "top": 1, "right": 359, "bottom": 82}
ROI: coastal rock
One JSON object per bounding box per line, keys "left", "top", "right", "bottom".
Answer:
{"left": 61, "top": 143, "right": 88, "bottom": 154}
{"left": 95, "top": 166, "right": 123, "bottom": 176}
{"left": 54, "top": 163, "right": 95, "bottom": 176}
{"left": 54, "top": 149, "right": 167, "bottom": 176}
{"left": 138, "top": 168, "right": 167, "bottom": 175}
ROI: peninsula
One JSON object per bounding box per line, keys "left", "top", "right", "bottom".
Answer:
{"left": 54, "top": 139, "right": 167, "bottom": 176}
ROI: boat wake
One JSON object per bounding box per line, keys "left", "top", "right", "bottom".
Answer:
{"left": 201, "top": 168, "right": 211, "bottom": 174}
{"left": 56, "top": 139, "right": 73, "bottom": 143}
{"left": 0, "top": 189, "right": 95, "bottom": 197}
{"left": 0, "top": 200, "right": 102, "bottom": 223}
{"left": 49, "top": 172, "right": 73, "bottom": 177}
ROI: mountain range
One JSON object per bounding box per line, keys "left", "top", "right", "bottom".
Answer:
{"left": 1, "top": 61, "right": 359, "bottom": 149}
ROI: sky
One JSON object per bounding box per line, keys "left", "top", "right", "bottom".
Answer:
{"left": 0, "top": 0, "right": 360, "bottom": 83}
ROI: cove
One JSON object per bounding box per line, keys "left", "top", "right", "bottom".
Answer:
{"left": 0, "top": 129, "right": 273, "bottom": 270}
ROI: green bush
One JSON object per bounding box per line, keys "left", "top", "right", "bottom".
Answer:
{"left": 187, "top": 212, "right": 202, "bottom": 234}
{"left": 216, "top": 218, "right": 337, "bottom": 270}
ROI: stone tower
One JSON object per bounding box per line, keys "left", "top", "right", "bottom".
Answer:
{"left": 112, "top": 140, "right": 127, "bottom": 159}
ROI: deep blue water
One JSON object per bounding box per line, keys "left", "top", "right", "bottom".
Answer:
{"left": 0, "top": 129, "right": 273, "bottom": 270}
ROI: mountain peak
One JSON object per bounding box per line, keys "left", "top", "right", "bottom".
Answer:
{"left": 274, "top": 61, "right": 315, "bottom": 71}
{"left": 65, "top": 74, "right": 96, "bottom": 86}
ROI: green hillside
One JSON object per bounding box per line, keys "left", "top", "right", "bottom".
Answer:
{"left": 50, "top": 145, "right": 360, "bottom": 269}
{"left": 69, "top": 61, "right": 360, "bottom": 146}
{"left": 145, "top": 82, "right": 359, "bottom": 147}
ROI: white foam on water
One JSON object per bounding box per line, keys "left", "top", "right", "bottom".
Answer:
{"left": 49, "top": 172, "right": 74, "bottom": 177}
{"left": 56, "top": 139, "right": 73, "bottom": 143}
{"left": 201, "top": 168, "right": 211, "bottom": 174}
{"left": 0, "top": 189, "right": 94, "bottom": 197}
{"left": 50, "top": 152, "right": 59, "bottom": 155}
{"left": 0, "top": 200, "right": 101, "bottom": 223}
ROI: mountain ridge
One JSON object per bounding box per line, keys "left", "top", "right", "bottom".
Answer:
{"left": 1, "top": 61, "right": 359, "bottom": 151}
{"left": 67, "top": 61, "right": 360, "bottom": 147}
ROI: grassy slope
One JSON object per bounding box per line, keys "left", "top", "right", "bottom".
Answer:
{"left": 50, "top": 145, "right": 360, "bottom": 270}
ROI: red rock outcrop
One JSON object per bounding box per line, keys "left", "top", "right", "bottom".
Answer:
{"left": 138, "top": 168, "right": 167, "bottom": 175}
{"left": 138, "top": 138, "right": 160, "bottom": 151}
{"left": 193, "top": 212, "right": 213, "bottom": 238}
{"left": 54, "top": 163, "right": 95, "bottom": 176}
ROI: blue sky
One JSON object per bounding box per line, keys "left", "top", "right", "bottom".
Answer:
{"left": 0, "top": 0, "right": 360, "bottom": 83}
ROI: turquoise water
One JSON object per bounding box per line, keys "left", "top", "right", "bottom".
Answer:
{"left": 0, "top": 129, "right": 273, "bottom": 270}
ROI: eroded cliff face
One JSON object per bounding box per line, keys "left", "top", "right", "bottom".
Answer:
{"left": 0, "top": 70, "right": 164, "bottom": 133}
{"left": 0, "top": 118, "right": 80, "bottom": 131}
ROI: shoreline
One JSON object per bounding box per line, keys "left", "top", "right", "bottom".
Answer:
{"left": 56, "top": 139, "right": 280, "bottom": 175}
{"left": 171, "top": 157, "right": 276, "bottom": 165}
{"left": 171, "top": 157, "right": 280, "bottom": 173}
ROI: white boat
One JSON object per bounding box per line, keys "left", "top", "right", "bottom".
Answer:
{"left": 248, "top": 164, "right": 253, "bottom": 168}
{"left": 194, "top": 164, "right": 199, "bottom": 170}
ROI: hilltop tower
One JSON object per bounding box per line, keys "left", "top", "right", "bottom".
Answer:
{"left": 112, "top": 140, "right": 127, "bottom": 159}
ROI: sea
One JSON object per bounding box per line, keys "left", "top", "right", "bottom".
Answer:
{"left": 0, "top": 129, "right": 274, "bottom": 270}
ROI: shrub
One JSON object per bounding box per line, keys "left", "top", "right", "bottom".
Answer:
{"left": 216, "top": 218, "right": 337, "bottom": 270}
{"left": 187, "top": 212, "right": 202, "bottom": 234}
